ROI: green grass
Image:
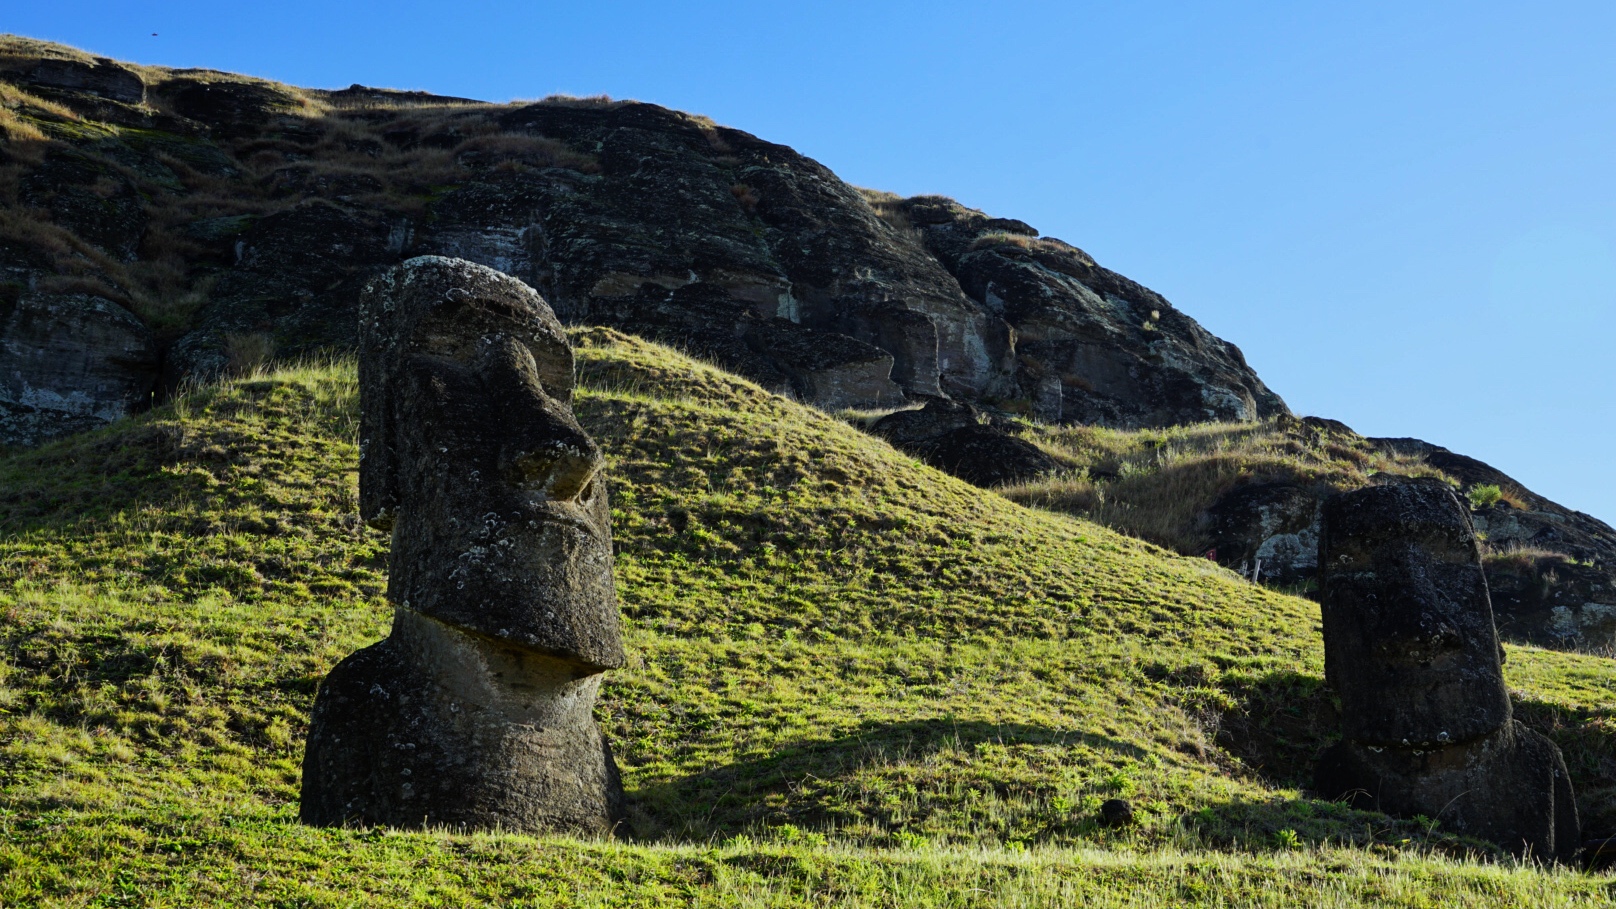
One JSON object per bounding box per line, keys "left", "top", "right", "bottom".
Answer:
{"left": 3, "top": 331, "right": 1615, "bottom": 905}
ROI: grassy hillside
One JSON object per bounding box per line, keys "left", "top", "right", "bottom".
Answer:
{"left": 3, "top": 329, "right": 1615, "bottom": 906}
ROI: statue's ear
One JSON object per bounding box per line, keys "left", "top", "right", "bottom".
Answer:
{"left": 358, "top": 272, "right": 399, "bottom": 530}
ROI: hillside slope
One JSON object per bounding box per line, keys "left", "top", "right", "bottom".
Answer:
{"left": 3, "top": 331, "right": 1615, "bottom": 905}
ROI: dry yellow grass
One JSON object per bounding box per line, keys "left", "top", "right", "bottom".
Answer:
{"left": 858, "top": 188, "right": 927, "bottom": 244}
{"left": 1001, "top": 417, "right": 1450, "bottom": 554}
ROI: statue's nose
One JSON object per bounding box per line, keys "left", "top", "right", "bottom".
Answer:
{"left": 510, "top": 442, "right": 604, "bottom": 502}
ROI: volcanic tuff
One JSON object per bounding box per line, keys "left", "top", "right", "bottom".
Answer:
{"left": 3, "top": 35, "right": 1615, "bottom": 648}
{"left": 0, "top": 35, "right": 1282, "bottom": 431}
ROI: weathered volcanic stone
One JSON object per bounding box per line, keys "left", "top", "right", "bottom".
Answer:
{"left": 872, "top": 399, "right": 1063, "bottom": 488}
{"left": 1314, "top": 481, "right": 1579, "bottom": 862}
{"left": 23, "top": 57, "right": 145, "bottom": 104}
{"left": 301, "top": 256, "right": 625, "bottom": 833}
{"left": 1316, "top": 720, "right": 1576, "bottom": 862}
{"left": 1204, "top": 481, "right": 1322, "bottom": 587}
{"left": 0, "top": 292, "right": 157, "bottom": 446}
{"left": 1319, "top": 481, "right": 1509, "bottom": 747}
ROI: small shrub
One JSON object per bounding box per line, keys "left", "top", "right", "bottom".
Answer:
{"left": 223, "top": 331, "right": 276, "bottom": 377}
{"left": 731, "top": 182, "right": 760, "bottom": 214}
{"left": 1467, "top": 484, "right": 1504, "bottom": 510}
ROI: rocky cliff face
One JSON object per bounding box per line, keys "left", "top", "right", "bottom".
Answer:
{"left": 0, "top": 36, "right": 1282, "bottom": 435}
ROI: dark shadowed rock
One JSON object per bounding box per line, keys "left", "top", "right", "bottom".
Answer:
{"left": 301, "top": 256, "right": 625, "bottom": 833}
{"left": 741, "top": 318, "right": 905, "bottom": 409}
{"left": 1319, "top": 482, "right": 1509, "bottom": 746}
{"left": 921, "top": 424, "right": 1063, "bottom": 488}
{"left": 871, "top": 399, "right": 981, "bottom": 449}
{"left": 156, "top": 76, "right": 302, "bottom": 137}
{"left": 1314, "top": 481, "right": 1579, "bottom": 862}
{"left": 22, "top": 57, "right": 144, "bottom": 104}
{"left": 1486, "top": 554, "right": 1616, "bottom": 647}
{"left": 1204, "top": 482, "right": 1322, "bottom": 588}
{"left": 18, "top": 148, "right": 149, "bottom": 260}
{"left": 872, "top": 399, "right": 1063, "bottom": 488}
{"left": 169, "top": 202, "right": 400, "bottom": 379}
{"left": 1099, "top": 798, "right": 1134, "bottom": 828}
{"left": 0, "top": 292, "right": 157, "bottom": 446}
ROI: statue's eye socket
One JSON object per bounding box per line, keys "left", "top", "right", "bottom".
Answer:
{"left": 579, "top": 479, "right": 597, "bottom": 501}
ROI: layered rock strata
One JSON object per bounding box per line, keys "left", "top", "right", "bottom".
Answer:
{"left": 300, "top": 257, "right": 625, "bottom": 832}
{"left": 1313, "top": 481, "right": 1579, "bottom": 862}
{"left": 0, "top": 292, "right": 157, "bottom": 445}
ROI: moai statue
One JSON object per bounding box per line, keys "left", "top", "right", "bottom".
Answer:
{"left": 1314, "top": 480, "right": 1578, "bottom": 862}
{"left": 301, "top": 256, "right": 625, "bottom": 833}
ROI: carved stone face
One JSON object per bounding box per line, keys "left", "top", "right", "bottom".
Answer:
{"left": 359, "top": 257, "right": 624, "bottom": 672}
{"left": 1319, "top": 481, "right": 1509, "bottom": 746}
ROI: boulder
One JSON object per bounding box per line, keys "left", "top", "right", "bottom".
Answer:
{"left": 23, "top": 57, "right": 144, "bottom": 104}
{"left": 1314, "top": 481, "right": 1579, "bottom": 862}
{"left": 872, "top": 399, "right": 1063, "bottom": 488}
{"left": 0, "top": 292, "right": 157, "bottom": 446}
{"left": 301, "top": 257, "right": 626, "bottom": 833}
{"left": 871, "top": 399, "right": 981, "bottom": 449}
{"left": 1204, "top": 482, "right": 1322, "bottom": 588}
{"left": 923, "top": 423, "right": 1064, "bottom": 487}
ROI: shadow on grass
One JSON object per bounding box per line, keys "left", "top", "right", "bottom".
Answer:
{"left": 1216, "top": 670, "right": 1616, "bottom": 841}
{"left": 626, "top": 718, "right": 1147, "bottom": 842}
{"left": 1214, "top": 669, "right": 1338, "bottom": 790}
{"left": 1515, "top": 697, "right": 1616, "bottom": 838}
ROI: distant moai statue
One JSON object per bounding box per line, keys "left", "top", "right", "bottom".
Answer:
{"left": 301, "top": 257, "right": 625, "bottom": 832}
{"left": 1313, "top": 481, "right": 1579, "bottom": 862}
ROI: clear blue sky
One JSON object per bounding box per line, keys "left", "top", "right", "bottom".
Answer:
{"left": 12, "top": 2, "right": 1615, "bottom": 524}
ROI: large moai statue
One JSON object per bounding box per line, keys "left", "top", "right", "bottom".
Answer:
{"left": 301, "top": 256, "right": 626, "bottom": 833}
{"left": 1313, "top": 481, "right": 1578, "bottom": 862}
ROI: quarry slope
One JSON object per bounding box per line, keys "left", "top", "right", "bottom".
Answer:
{"left": 2, "top": 331, "right": 1616, "bottom": 905}
{"left": 6, "top": 34, "right": 1615, "bottom": 658}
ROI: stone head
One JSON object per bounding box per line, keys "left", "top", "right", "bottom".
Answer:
{"left": 359, "top": 256, "right": 623, "bottom": 672}
{"left": 1319, "top": 480, "right": 1509, "bottom": 746}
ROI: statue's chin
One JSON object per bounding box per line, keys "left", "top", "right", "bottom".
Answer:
{"left": 389, "top": 606, "right": 604, "bottom": 725}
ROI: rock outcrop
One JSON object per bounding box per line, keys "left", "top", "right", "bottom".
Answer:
{"left": 0, "top": 292, "right": 157, "bottom": 446}
{"left": 871, "top": 400, "right": 1064, "bottom": 488}
{"left": 0, "top": 42, "right": 1286, "bottom": 425}
{"left": 1374, "top": 437, "right": 1616, "bottom": 647}
{"left": 892, "top": 196, "right": 1289, "bottom": 427}
{"left": 1313, "top": 481, "right": 1579, "bottom": 863}
{"left": 300, "top": 257, "right": 625, "bottom": 833}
